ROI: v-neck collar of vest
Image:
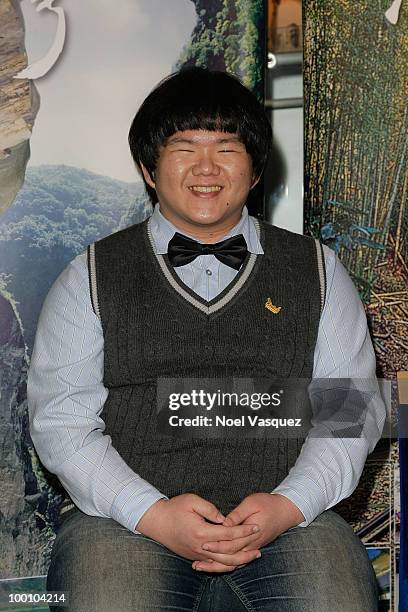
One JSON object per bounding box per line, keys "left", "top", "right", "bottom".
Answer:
{"left": 144, "top": 215, "right": 264, "bottom": 316}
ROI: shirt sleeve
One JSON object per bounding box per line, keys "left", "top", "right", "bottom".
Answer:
{"left": 270, "top": 244, "right": 386, "bottom": 526}
{"left": 27, "top": 252, "right": 169, "bottom": 535}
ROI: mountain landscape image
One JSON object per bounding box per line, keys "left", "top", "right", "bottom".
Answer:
{"left": 0, "top": 165, "right": 151, "bottom": 352}
{"left": 0, "top": 165, "right": 151, "bottom": 576}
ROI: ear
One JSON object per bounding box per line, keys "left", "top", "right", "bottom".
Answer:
{"left": 140, "top": 163, "right": 156, "bottom": 189}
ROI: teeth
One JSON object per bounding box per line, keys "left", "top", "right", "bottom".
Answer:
{"left": 189, "top": 186, "right": 222, "bottom": 193}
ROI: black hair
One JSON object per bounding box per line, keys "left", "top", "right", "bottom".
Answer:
{"left": 128, "top": 67, "right": 272, "bottom": 208}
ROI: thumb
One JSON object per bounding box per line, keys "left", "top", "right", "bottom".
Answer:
{"left": 223, "top": 505, "right": 245, "bottom": 527}
{"left": 192, "top": 498, "right": 225, "bottom": 523}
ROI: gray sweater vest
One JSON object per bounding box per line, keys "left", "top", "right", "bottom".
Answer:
{"left": 88, "top": 216, "right": 326, "bottom": 516}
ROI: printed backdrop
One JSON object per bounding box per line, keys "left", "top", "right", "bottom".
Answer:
{"left": 303, "top": 1, "right": 407, "bottom": 610}
{"left": 0, "top": 0, "right": 265, "bottom": 593}
{"left": 1, "top": 1, "right": 405, "bottom": 610}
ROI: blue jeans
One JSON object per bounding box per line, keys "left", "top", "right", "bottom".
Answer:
{"left": 47, "top": 508, "right": 378, "bottom": 611}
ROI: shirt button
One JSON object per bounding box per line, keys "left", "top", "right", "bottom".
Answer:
{"left": 206, "top": 269, "right": 212, "bottom": 276}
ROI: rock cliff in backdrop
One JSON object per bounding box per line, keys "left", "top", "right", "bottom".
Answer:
{"left": 0, "top": 0, "right": 39, "bottom": 214}
{"left": 0, "top": 291, "right": 53, "bottom": 576}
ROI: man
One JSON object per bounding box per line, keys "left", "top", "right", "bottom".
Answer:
{"left": 28, "top": 67, "right": 384, "bottom": 611}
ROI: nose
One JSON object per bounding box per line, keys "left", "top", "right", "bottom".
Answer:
{"left": 192, "top": 149, "right": 220, "bottom": 176}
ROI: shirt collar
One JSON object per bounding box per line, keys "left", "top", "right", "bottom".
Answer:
{"left": 149, "top": 202, "right": 264, "bottom": 255}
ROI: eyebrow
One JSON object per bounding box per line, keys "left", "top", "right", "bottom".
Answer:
{"left": 165, "top": 136, "right": 243, "bottom": 145}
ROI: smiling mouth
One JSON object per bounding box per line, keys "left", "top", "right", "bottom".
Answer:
{"left": 188, "top": 185, "right": 223, "bottom": 193}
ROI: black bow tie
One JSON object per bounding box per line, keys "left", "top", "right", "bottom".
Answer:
{"left": 167, "top": 232, "right": 248, "bottom": 270}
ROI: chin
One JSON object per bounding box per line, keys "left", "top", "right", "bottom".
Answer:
{"left": 186, "top": 204, "right": 230, "bottom": 223}
{"left": 188, "top": 213, "right": 224, "bottom": 225}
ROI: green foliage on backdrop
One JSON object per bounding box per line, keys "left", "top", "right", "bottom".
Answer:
{"left": 178, "top": 0, "right": 265, "bottom": 98}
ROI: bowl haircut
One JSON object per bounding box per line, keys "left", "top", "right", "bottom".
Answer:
{"left": 128, "top": 67, "right": 272, "bottom": 208}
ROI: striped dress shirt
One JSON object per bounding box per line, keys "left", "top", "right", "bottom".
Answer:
{"left": 27, "top": 203, "right": 385, "bottom": 534}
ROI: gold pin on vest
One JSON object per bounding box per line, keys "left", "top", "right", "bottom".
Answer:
{"left": 265, "top": 297, "right": 282, "bottom": 314}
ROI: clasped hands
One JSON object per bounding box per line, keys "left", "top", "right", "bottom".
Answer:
{"left": 136, "top": 492, "right": 304, "bottom": 574}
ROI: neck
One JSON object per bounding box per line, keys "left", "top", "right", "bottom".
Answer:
{"left": 159, "top": 209, "right": 244, "bottom": 243}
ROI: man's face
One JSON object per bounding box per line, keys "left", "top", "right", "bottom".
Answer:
{"left": 141, "top": 130, "right": 259, "bottom": 234}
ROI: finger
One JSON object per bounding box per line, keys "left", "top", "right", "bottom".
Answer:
{"left": 198, "top": 548, "right": 261, "bottom": 567}
{"left": 223, "top": 505, "right": 249, "bottom": 527}
{"left": 203, "top": 523, "right": 260, "bottom": 542}
{"left": 201, "top": 531, "right": 261, "bottom": 554}
{"left": 223, "top": 511, "right": 241, "bottom": 527}
{"left": 192, "top": 559, "right": 214, "bottom": 567}
{"left": 193, "top": 498, "right": 225, "bottom": 524}
{"left": 193, "top": 560, "right": 238, "bottom": 573}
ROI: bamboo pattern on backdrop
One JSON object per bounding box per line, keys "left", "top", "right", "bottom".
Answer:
{"left": 303, "top": 0, "right": 408, "bottom": 378}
